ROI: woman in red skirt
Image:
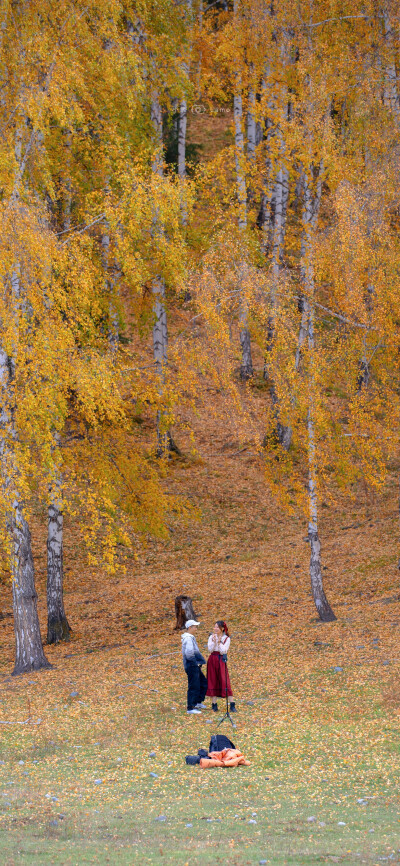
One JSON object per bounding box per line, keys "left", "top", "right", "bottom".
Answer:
{"left": 206, "top": 620, "right": 236, "bottom": 713}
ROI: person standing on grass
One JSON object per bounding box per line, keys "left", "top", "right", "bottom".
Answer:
{"left": 181, "top": 619, "right": 208, "bottom": 714}
{"left": 206, "top": 620, "right": 236, "bottom": 713}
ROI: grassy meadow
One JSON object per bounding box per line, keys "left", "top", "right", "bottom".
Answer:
{"left": 0, "top": 407, "right": 399, "bottom": 865}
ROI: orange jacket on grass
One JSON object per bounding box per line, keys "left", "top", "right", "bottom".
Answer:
{"left": 199, "top": 748, "right": 250, "bottom": 768}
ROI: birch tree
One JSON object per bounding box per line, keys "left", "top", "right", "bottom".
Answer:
{"left": 177, "top": 0, "right": 194, "bottom": 227}
{"left": 150, "top": 88, "right": 171, "bottom": 456}
{"left": 0, "top": 254, "right": 52, "bottom": 672}
{"left": 301, "top": 170, "right": 336, "bottom": 622}
{"left": 233, "top": 0, "right": 253, "bottom": 380}
{"left": 47, "top": 440, "right": 70, "bottom": 645}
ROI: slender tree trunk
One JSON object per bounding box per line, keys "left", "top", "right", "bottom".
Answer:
{"left": 178, "top": 0, "right": 193, "bottom": 295}
{"left": 101, "top": 224, "right": 118, "bottom": 352}
{"left": 246, "top": 71, "right": 256, "bottom": 205}
{"left": 238, "top": 276, "right": 253, "bottom": 380}
{"left": 0, "top": 341, "right": 51, "bottom": 673}
{"left": 233, "top": 84, "right": 247, "bottom": 233}
{"left": 151, "top": 89, "right": 179, "bottom": 455}
{"left": 264, "top": 162, "right": 292, "bottom": 448}
{"left": 295, "top": 293, "right": 308, "bottom": 373}
{"left": 271, "top": 167, "right": 285, "bottom": 278}
{"left": 12, "top": 504, "right": 51, "bottom": 674}
{"left": 178, "top": 89, "right": 190, "bottom": 299}
{"left": 196, "top": 0, "right": 203, "bottom": 98}
{"left": 153, "top": 276, "right": 169, "bottom": 455}
{"left": 382, "top": 8, "right": 399, "bottom": 119}
{"left": 232, "top": 21, "right": 253, "bottom": 379}
{"left": 46, "top": 425, "right": 70, "bottom": 645}
{"left": 178, "top": 96, "right": 188, "bottom": 228}
{"left": 171, "top": 96, "right": 179, "bottom": 136}
{"left": 306, "top": 321, "right": 336, "bottom": 623}
{"left": 61, "top": 129, "right": 72, "bottom": 232}
{"left": 246, "top": 84, "right": 256, "bottom": 161}
{"left": 258, "top": 83, "right": 275, "bottom": 255}
{"left": 281, "top": 165, "right": 289, "bottom": 240}
{"left": 260, "top": 43, "right": 292, "bottom": 446}
{"left": 47, "top": 474, "right": 70, "bottom": 644}
{"left": 6, "top": 185, "right": 51, "bottom": 670}
{"left": 178, "top": 98, "right": 187, "bottom": 178}
{"left": 302, "top": 173, "right": 336, "bottom": 623}
{"left": 45, "top": 168, "right": 74, "bottom": 645}
{"left": 4, "top": 106, "right": 53, "bottom": 673}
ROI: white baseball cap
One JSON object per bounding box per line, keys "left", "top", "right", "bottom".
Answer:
{"left": 185, "top": 619, "right": 200, "bottom": 628}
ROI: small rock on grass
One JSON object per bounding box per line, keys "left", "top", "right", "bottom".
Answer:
{"left": 338, "top": 821, "right": 346, "bottom": 826}
{"left": 149, "top": 752, "right": 156, "bottom": 757}
{"left": 259, "top": 861, "right": 268, "bottom": 865}
{"left": 154, "top": 815, "right": 166, "bottom": 822}
{"left": 186, "top": 823, "right": 193, "bottom": 827}
{"left": 333, "top": 666, "right": 343, "bottom": 672}
{"left": 307, "top": 816, "right": 316, "bottom": 822}
{"left": 149, "top": 772, "right": 158, "bottom": 778}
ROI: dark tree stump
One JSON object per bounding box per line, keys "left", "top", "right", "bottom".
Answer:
{"left": 174, "top": 595, "right": 198, "bottom": 630}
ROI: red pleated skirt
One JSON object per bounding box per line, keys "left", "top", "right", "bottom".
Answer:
{"left": 206, "top": 651, "right": 233, "bottom": 697}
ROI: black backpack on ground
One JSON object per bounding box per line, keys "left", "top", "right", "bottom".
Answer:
{"left": 185, "top": 735, "right": 236, "bottom": 765}
{"left": 209, "top": 734, "right": 235, "bottom": 752}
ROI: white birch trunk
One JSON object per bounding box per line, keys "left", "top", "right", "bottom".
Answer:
{"left": 178, "top": 98, "right": 187, "bottom": 181}
{"left": 62, "top": 129, "right": 72, "bottom": 232}
{"left": 258, "top": 65, "right": 275, "bottom": 254}
{"left": 271, "top": 167, "right": 284, "bottom": 279}
{"left": 247, "top": 80, "right": 256, "bottom": 162}
{"left": 178, "top": 98, "right": 188, "bottom": 226}
{"left": 232, "top": 18, "right": 253, "bottom": 379}
{"left": 171, "top": 96, "right": 179, "bottom": 137}
{"left": 246, "top": 72, "right": 256, "bottom": 208}
{"left": 177, "top": 0, "right": 192, "bottom": 191}
{"left": 382, "top": 8, "right": 399, "bottom": 120}
{"left": 264, "top": 159, "right": 292, "bottom": 447}
{"left": 233, "top": 85, "right": 247, "bottom": 232}
{"left": 260, "top": 46, "right": 291, "bottom": 451}
{"left": 45, "top": 175, "right": 73, "bottom": 645}
{"left": 196, "top": 0, "right": 203, "bottom": 98}
{"left": 151, "top": 89, "right": 174, "bottom": 455}
{"left": 302, "top": 173, "right": 336, "bottom": 623}
{"left": 101, "top": 225, "right": 118, "bottom": 352}
{"left": 47, "top": 460, "right": 70, "bottom": 644}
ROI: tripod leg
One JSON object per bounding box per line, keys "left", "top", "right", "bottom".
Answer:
{"left": 217, "top": 658, "right": 236, "bottom": 729}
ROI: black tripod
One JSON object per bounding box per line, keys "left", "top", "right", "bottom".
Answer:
{"left": 217, "top": 654, "right": 236, "bottom": 729}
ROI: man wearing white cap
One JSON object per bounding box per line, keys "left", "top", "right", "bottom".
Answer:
{"left": 181, "top": 620, "right": 207, "bottom": 714}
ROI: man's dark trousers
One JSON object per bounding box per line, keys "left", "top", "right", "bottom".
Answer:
{"left": 186, "top": 661, "right": 208, "bottom": 710}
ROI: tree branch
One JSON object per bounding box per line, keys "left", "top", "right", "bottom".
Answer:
{"left": 305, "top": 15, "right": 371, "bottom": 29}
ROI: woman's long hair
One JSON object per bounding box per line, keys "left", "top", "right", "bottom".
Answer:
{"left": 216, "top": 620, "right": 229, "bottom": 636}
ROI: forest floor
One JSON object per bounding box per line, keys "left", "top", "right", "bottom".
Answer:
{"left": 0, "top": 379, "right": 399, "bottom": 865}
